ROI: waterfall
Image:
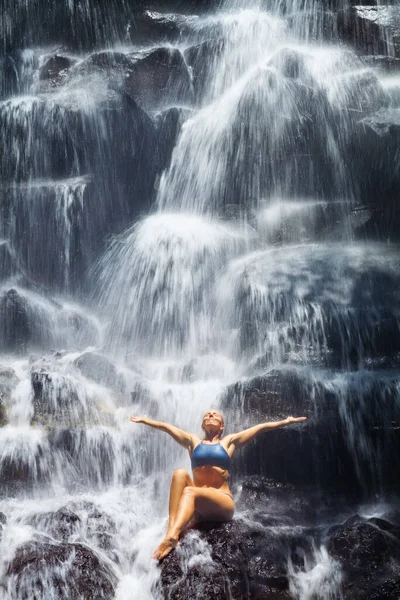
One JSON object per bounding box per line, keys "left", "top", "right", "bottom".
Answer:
{"left": 1, "top": 0, "right": 400, "bottom": 598}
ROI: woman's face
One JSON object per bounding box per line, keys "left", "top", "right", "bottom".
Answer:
{"left": 202, "top": 410, "right": 224, "bottom": 435}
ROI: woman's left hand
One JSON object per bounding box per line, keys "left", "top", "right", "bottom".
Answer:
{"left": 285, "top": 416, "right": 307, "bottom": 424}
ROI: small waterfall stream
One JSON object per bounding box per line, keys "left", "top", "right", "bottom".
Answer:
{"left": 1, "top": 0, "right": 400, "bottom": 598}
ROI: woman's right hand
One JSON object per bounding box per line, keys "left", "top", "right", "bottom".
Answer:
{"left": 130, "top": 415, "right": 150, "bottom": 425}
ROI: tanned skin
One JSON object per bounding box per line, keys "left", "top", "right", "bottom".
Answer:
{"left": 130, "top": 410, "right": 307, "bottom": 560}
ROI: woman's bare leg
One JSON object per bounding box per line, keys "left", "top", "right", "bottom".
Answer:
{"left": 153, "top": 487, "right": 234, "bottom": 560}
{"left": 166, "top": 469, "right": 193, "bottom": 536}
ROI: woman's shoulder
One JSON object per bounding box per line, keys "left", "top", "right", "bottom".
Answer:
{"left": 189, "top": 433, "right": 202, "bottom": 451}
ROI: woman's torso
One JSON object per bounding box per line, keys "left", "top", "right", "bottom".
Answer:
{"left": 189, "top": 440, "right": 233, "bottom": 493}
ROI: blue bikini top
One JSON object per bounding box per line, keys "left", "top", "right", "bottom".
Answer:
{"left": 191, "top": 441, "right": 231, "bottom": 471}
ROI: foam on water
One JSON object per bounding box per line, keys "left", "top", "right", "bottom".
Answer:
{"left": 288, "top": 545, "right": 343, "bottom": 600}
{"left": 96, "top": 212, "right": 247, "bottom": 357}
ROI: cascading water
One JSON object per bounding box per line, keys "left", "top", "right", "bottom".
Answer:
{"left": 1, "top": 0, "right": 400, "bottom": 598}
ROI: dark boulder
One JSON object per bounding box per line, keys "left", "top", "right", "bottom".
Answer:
{"left": 70, "top": 50, "right": 134, "bottom": 83}
{"left": 0, "top": 398, "right": 7, "bottom": 427}
{"left": 0, "top": 511, "right": 6, "bottom": 540}
{"left": 0, "top": 287, "right": 99, "bottom": 353}
{"left": 362, "top": 55, "right": 400, "bottom": 73}
{"left": 354, "top": 109, "right": 400, "bottom": 241}
{"left": 48, "top": 428, "right": 120, "bottom": 489}
{"left": 29, "top": 507, "right": 81, "bottom": 542}
{"left": 65, "top": 500, "right": 117, "bottom": 555}
{"left": 330, "top": 69, "right": 389, "bottom": 114}
{"left": 3, "top": 0, "right": 129, "bottom": 52}
{"left": 329, "top": 516, "right": 400, "bottom": 569}
{"left": 328, "top": 516, "right": 400, "bottom": 600}
{"left": 0, "top": 365, "right": 19, "bottom": 424}
{"left": 0, "top": 241, "right": 17, "bottom": 281}
{"left": 0, "top": 90, "right": 159, "bottom": 247}
{"left": 155, "top": 106, "right": 192, "bottom": 170}
{"left": 267, "top": 48, "right": 308, "bottom": 80}
{"left": 128, "top": 10, "right": 182, "bottom": 45}
{"left": 6, "top": 541, "right": 116, "bottom": 599}
{"left": 237, "top": 476, "right": 319, "bottom": 523}
{"left": 220, "top": 369, "right": 313, "bottom": 422}
{"left": 0, "top": 54, "right": 19, "bottom": 99}
{"left": 0, "top": 288, "right": 31, "bottom": 353}
{"left": 38, "top": 54, "right": 76, "bottom": 82}
{"left": 337, "top": 6, "right": 400, "bottom": 58}
{"left": 286, "top": 9, "right": 339, "bottom": 42}
{"left": 125, "top": 47, "right": 194, "bottom": 110}
{"left": 2, "top": 177, "right": 91, "bottom": 291}
{"left": 0, "top": 427, "right": 53, "bottom": 495}
{"left": 29, "top": 501, "right": 116, "bottom": 555}
{"left": 221, "top": 366, "right": 400, "bottom": 496}
{"left": 31, "top": 368, "right": 104, "bottom": 428}
{"left": 184, "top": 39, "right": 225, "bottom": 102}
{"left": 161, "top": 518, "right": 311, "bottom": 600}
{"left": 225, "top": 243, "right": 400, "bottom": 366}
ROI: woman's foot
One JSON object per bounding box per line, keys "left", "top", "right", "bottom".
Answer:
{"left": 152, "top": 536, "right": 178, "bottom": 560}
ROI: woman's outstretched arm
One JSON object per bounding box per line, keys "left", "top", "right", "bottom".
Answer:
{"left": 130, "top": 415, "right": 197, "bottom": 450}
{"left": 226, "top": 416, "right": 307, "bottom": 450}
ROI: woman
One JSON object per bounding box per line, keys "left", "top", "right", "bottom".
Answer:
{"left": 130, "top": 410, "right": 307, "bottom": 560}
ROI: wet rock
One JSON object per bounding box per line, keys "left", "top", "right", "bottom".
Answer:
{"left": 332, "top": 69, "right": 390, "bottom": 114}
{"left": 2, "top": 178, "right": 91, "bottom": 291}
{"left": 38, "top": 54, "right": 76, "bottom": 82}
{"left": 0, "top": 287, "right": 98, "bottom": 352}
{"left": 0, "top": 511, "right": 6, "bottom": 541}
{"left": 155, "top": 106, "right": 192, "bottom": 170}
{"left": 329, "top": 516, "right": 400, "bottom": 569}
{"left": 0, "top": 54, "right": 19, "bottom": 99}
{"left": 3, "top": 1, "right": 216, "bottom": 53}
{"left": 29, "top": 501, "right": 116, "bottom": 554}
{"left": 226, "top": 243, "right": 400, "bottom": 365}
{"left": 0, "top": 289, "right": 31, "bottom": 353}
{"left": 65, "top": 500, "right": 117, "bottom": 554}
{"left": 161, "top": 519, "right": 307, "bottom": 600}
{"left": 48, "top": 428, "right": 118, "bottom": 488}
{"left": 129, "top": 10, "right": 182, "bottom": 45}
{"left": 237, "top": 476, "right": 319, "bottom": 522}
{"left": 0, "top": 399, "right": 6, "bottom": 427}
{"left": 74, "top": 352, "right": 118, "bottom": 389}
{"left": 125, "top": 47, "right": 193, "bottom": 110}
{"left": 31, "top": 368, "right": 102, "bottom": 428}
{"left": 6, "top": 541, "right": 116, "bottom": 599}
{"left": 0, "top": 241, "right": 17, "bottom": 281}
{"left": 184, "top": 39, "right": 225, "bottom": 101}
{"left": 338, "top": 6, "right": 400, "bottom": 58}
{"left": 328, "top": 516, "right": 400, "bottom": 600}
{"left": 0, "top": 91, "right": 159, "bottom": 252}
{"left": 286, "top": 9, "right": 338, "bottom": 42}
{"left": 29, "top": 507, "right": 81, "bottom": 542}
{"left": 70, "top": 51, "right": 134, "bottom": 83}
{"left": 0, "top": 365, "right": 19, "bottom": 424}
{"left": 355, "top": 109, "right": 400, "bottom": 241}
{"left": 362, "top": 55, "right": 400, "bottom": 73}
{"left": 267, "top": 48, "right": 308, "bottom": 80}
{"left": 221, "top": 365, "right": 400, "bottom": 495}
{"left": 78, "top": 51, "right": 132, "bottom": 72}
{"left": 0, "top": 427, "right": 52, "bottom": 494}
{"left": 220, "top": 369, "right": 313, "bottom": 422}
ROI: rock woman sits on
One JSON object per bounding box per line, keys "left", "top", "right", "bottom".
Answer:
{"left": 130, "top": 410, "right": 307, "bottom": 560}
